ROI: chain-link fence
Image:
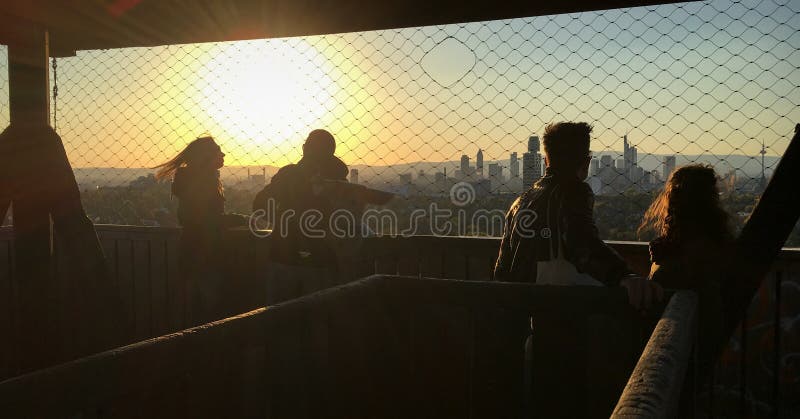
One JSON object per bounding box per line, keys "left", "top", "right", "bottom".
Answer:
{"left": 0, "top": 0, "right": 798, "bottom": 243}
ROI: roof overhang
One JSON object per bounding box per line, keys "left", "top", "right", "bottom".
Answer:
{"left": 0, "top": 1, "right": 692, "bottom": 57}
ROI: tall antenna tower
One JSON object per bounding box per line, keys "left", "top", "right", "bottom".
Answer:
{"left": 758, "top": 140, "right": 768, "bottom": 191}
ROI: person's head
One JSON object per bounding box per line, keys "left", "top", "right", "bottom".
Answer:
{"left": 154, "top": 136, "right": 224, "bottom": 180}
{"left": 541, "top": 122, "right": 593, "bottom": 180}
{"left": 638, "top": 164, "right": 732, "bottom": 242}
{"left": 302, "top": 129, "right": 336, "bottom": 159}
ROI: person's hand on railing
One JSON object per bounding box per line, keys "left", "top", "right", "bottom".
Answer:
{"left": 619, "top": 274, "right": 664, "bottom": 312}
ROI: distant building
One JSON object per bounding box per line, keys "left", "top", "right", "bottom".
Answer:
{"left": 476, "top": 149, "right": 484, "bottom": 177}
{"left": 417, "top": 170, "right": 428, "bottom": 186}
{"left": 623, "top": 135, "right": 638, "bottom": 170}
{"left": 434, "top": 172, "right": 446, "bottom": 183}
{"left": 643, "top": 171, "right": 653, "bottom": 186}
{"left": 721, "top": 169, "right": 737, "bottom": 194}
{"left": 350, "top": 168, "right": 359, "bottom": 184}
{"left": 470, "top": 179, "right": 492, "bottom": 198}
{"left": 630, "top": 166, "right": 644, "bottom": 184}
{"left": 232, "top": 167, "right": 267, "bottom": 190}
{"left": 488, "top": 163, "right": 503, "bottom": 190}
{"left": 528, "top": 135, "right": 540, "bottom": 153}
{"left": 649, "top": 170, "right": 661, "bottom": 185}
{"left": 600, "top": 155, "right": 613, "bottom": 169}
{"left": 590, "top": 158, "right": 600, "bottom": 176}
{"left": 522, "top": 135, "right": 543, "bottom": 187}
{"left": 663, "top": 155, "right": 676, "bottom": 180}
{"left": 509, "top": 152, "right": 519, "bottom": 179}
{"left": 522, "top": 151, "right": 542, "bottom": 186}
{"left": 399, "top": 173, "right": 413, "bottom": 184}
{"left": 460, "top": 155, "right": 470, "bottom": 174}
{"left": 615, "top": 158, "right": 625, "bottom": 170}
{"left": 488, "top": 163, "right": 502, "bottom": 179}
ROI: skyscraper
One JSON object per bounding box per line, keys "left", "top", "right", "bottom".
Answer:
{"left": 510, "top": 152, "right": 519, "bottom": 178}
{"left": 663, "top": 155, "right": 676, "bottom": 180}
{"left": 623, "top": 134, "right": 639, "bottom": 178}
{"left": 460, "top": 155, "right": 470, "bottom": 176}
{"left": 349, "top": 168, "right": 359, "bottom": 184}
{"left": 476, "top": 149, "right": 484, "bottom": 177}
{"left": 528, "top": 135, "right": 540, "bottom": 153}
{"left": 523, "top": 135, "right": 542, "bottom": 186}
{"left": 623, "top": 135, "right": 632, "bottom": 170}
{"left": 488, "top": 163, "right": 502, "bottom": 188}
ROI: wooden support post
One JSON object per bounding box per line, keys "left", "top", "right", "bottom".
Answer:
{"left": 0, "top": 27, "right": 56, "bottom": 374}
{"left": 0, "top": 24, "right": 112, "bottom": 374}
{"left": 8, "top": 29, "right": 51, "bottom": 126}
{"left": 5, "top": 27, "right": 53, "bottom": 275}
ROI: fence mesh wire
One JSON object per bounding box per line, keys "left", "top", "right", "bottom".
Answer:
{"left": 0, "top": 1, "right": 799, "bottom": 414}
{"left": 0, "top": 0, "right": 799, "bottom": 243}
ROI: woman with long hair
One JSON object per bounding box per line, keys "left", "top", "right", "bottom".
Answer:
{"left": 638, "top": 163, "right": 733, "bottom": 379}
{"left": 155, "top": 136, "right": 240, "bottom": 324}
{"left": 155, "top": 136, "right": 225, "bottom": 226}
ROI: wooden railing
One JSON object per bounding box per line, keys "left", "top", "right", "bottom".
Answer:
{"left": 612, "top": 290, "right": 699, "bottom": 418}
{"left": 0, "top": 225, "right": 266, "bottom": 379}
{"left": 1, "top": 225, "right": 798, "bottom": 416}
{"left": 0, "top": 275, "right": 685, "bottom": 418}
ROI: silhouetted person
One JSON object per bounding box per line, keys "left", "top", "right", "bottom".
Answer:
{"left": 639, "top": 164, "right": 733, "bottom": 380}
{"left": 253, "top": 129, "right": 348, "bottom": 265}
{"left": 494, "top": 122, "right": 662, "bottom": 306}
{"left": 493, "top": 122, "right": 662, "bottom": 417}
{"left": 155, "top": 136, "right": 244, "bottom": 324}
{"left": 253, "top": 130, "right": 394, "bottom": 300}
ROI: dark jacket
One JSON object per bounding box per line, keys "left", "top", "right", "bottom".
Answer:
{"left": 253, "top": 155, "right": 348, "bottom": 266}
{"left": 493, "top": 169, "right": 631, "bottom": 285}
{"left": 253, "top": 155, "right": 348, "bottom": 216}
{"left": 172, "top": 166, "right": 225, "bottom": 229}
{"left": 649, "top": 235, "right": 729, "bottom": 378}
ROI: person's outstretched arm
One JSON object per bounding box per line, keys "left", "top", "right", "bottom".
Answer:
{"left": 562, "top": 182, "right": 663, "bottom": 310}
{"left": 562, "top": 182, "right": 630, "bottom": 285}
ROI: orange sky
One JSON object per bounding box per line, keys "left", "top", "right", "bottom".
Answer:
{"left": 0, "top": 0, "right": 797, "bottom": 175}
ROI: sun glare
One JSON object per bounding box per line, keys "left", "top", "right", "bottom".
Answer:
{"left": 197, "top": 39, "right": 338, "bottom": 161}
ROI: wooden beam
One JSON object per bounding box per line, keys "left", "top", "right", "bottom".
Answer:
{"left": 8, "top": 28, "right": 50, "bottom": 127}
{"left": 718, "top": 124, "right": 800, "bottom": 356}
{"left": 0, "top": 1, "right": 696, "bottom": 57}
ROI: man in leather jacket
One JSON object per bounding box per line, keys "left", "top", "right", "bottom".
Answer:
{"left": 494, "top": 122, "right": 661, "bottom": 309}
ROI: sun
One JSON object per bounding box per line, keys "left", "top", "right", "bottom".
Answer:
{"left": 196, "top": 38, "right": 338, "bottom": 159}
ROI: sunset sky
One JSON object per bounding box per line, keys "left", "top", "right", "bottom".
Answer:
{"left": 0, "top": 0, "right": 798, "bottom": 179}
